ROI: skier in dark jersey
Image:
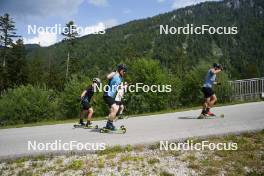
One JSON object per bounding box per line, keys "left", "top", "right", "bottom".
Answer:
{"left": 79, "top": 78, "right": 101, "bottom": 127}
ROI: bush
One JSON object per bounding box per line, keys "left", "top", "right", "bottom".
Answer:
{"left": 214, "top": 72, "right": 232, "bottom": 103}
{"left": 125, "top": 58, "right": 182, "bottom": 114}
{"left": 58, "top": 74, "right": 108, "bottom": 118}
{"left": 0, "top": 85, "right": 58, "bottom": 125}
{"left": 181, "top": 63, "right": 209, "bottom": 105}
{"left": 59, "top": 75, "right": 89, "bottom": 118}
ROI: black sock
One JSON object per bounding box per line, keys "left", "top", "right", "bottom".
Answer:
{"left": 206, "top": 108, "right": 210, "bottom": 113}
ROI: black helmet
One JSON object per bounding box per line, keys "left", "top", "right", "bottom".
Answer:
{"left": 92, "top": 78, "right": 101, "bottom": 85}
{"left": 117, "top": 64, "right": 127, "bottom": 72}
{"left": 213, "top": 63, "right": 222, "bottom": 69}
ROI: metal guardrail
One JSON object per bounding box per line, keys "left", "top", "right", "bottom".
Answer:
{"left": 229, "top": 77, "right": 264, "bottom": 100}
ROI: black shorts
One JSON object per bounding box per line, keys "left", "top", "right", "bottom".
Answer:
{"left": 81, "top": 98, "right": 91, "bottom": 110}
{"left": 115, "top": 101, "right": 123, "bottom": 106}
{"left": 202, "top": 87, "right": 215, "bottom": 98}
{"left": 103, "top": 96, "right": 115, "bottom": 108}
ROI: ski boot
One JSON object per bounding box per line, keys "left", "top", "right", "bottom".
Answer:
{"left": 206, "top": 108, "right": 215, "bottom": 116}
{"left": 85, "top": 120, "right": 92, "bottom": 127}
{"left": 118, "top": 114, "right": 125, "bottom": 119}
{"left": 105, "top": 120, "right": 116, "bottom": 131}
{"left": 79, "top": 119, "right": 85, "bottom": 126}
{"left": 198, "top": 108, "right": 208, "bottom": 119}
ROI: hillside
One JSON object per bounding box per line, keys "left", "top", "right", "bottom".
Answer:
{"left": 27, "top": 0, "right": 264, "bottom": 81}
{"left": 1, "top": 0, "right": 264, "bottom": 126}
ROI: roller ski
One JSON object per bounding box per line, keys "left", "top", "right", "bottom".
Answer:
{"left": 198, "top": 113, "right": 224, "bottom": 119}
{"left": 73, "top": 124, "right": 99, "bottom": 129}
{"left": 100, "top": 125, "right": 126, "bottom": 134}
{"left": 100, "top": 120, "right": 126, "bottom": 134}
{"left": 73, "top": 120, "right": 99, "bottom": 129}
{"left": 198, "top": 108, "right": 224, "bottom": 119}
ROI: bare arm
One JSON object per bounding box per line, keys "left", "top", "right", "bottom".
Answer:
{"left": 107, "top": 71, "right": 116, "bottom": 80}
{"left": 211, "top": 68, "right": 222, "bottom": 74}
{"left": 81, "top": 90, "right": 86, "bottom": 98}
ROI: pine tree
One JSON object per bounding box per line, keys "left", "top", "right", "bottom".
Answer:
{"left": 61, "top": 21, "right": 80, "bottom": 79}
{"left": 6, "top": 39, "right": 28, "bottom": 87}
{"left": 0, "top": 13, "right": 19, "bottom": 67}
{"left": 0, "top": 13, "right": 20, "bottom": 92}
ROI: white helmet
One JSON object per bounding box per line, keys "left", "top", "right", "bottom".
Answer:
{"left": 92, "top": 78, "right": 101, "bottom": 85}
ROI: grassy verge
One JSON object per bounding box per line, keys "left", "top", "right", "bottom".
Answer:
{"left": 0, "top": 99, "right": 262, "bottom": 129}
{"left": 0, "top": 117, "right": 106, "bottom": 129}
{"left": 1, "top": 130, "right": 263, "bottom": 175}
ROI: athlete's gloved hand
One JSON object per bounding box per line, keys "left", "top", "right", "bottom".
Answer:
{"left": 80, "top": 96, "right": 85, "bottom": 102}
{"left": 216, "top": 64, "right": 223, "bottom": 71}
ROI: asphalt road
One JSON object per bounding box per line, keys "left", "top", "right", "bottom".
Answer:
{"left": 0, "top": 102, "right": 263, "bottom": 159}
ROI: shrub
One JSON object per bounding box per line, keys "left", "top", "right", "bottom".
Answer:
{"left": 0, "top": 85, "right": 58, "bottom": 125}
{"left": 125, "top": 58, "right": 182, "bottom": 114}
{"left": 59, "top": 75, "right": 89, "bottom": 118}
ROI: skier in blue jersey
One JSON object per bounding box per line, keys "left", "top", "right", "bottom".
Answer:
{"left": 103, "top": 64, "right": 127, "bottom": 130}
{"left": 201, "top": 63, "right": 223, "bottom": 116}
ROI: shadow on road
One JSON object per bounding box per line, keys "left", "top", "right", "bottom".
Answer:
{"left": 178, "top": 116, "right": 198, "bottom": 119}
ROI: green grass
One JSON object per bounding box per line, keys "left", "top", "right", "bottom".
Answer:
{"left": 183, "top": 130, "right": 264, "bottom": 175}
{"left": 55, "top": 158, "right": 63, "bottom": 165}
{"left": 0, "top": 117, "right": 106, "bottom": 129}
{"left": 160, "top": 170, "right": 174, "bottom": 176}
{"left": 97, "top": 157, "right": 105, "bottom": 168}
{"left": 17, "top": 170, "right": 33, "bottom": 176}
{"left": 67, "top": 160, "right": 83, "bottom": 170}
{"left": 147, "top": 158, "right": 160, "bottom": 165}
{"left": 14, "top": 157, "right": 28, "bottom": 164}
{"left": 0, "top": 100, "right": 262, "bottom": 129}
{"left": 120, "top": 155, "right": 144, "bottom": 163}
{"left": 97, "top": 145, "right": 133, "bottom": 156}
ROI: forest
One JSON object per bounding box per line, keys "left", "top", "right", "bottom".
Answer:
{"left": 0, "top": 0, "right": 263, "bottom": 125}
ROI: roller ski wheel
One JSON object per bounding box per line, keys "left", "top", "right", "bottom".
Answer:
{"left": 100, "top": 128, "right": 105, "bottom": 133}
{"left": 198, "top": 114, "right": 206, "bottom": 119}
{"left": 121, "top": 127, "right": 126, "bottom": 133}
